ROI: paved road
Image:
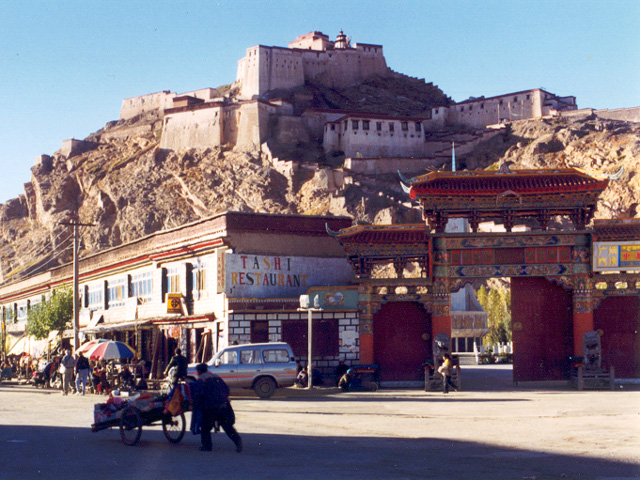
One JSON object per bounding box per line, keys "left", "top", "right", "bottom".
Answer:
{"left": 1, "top": 366, "right": 639, "bottom": 480}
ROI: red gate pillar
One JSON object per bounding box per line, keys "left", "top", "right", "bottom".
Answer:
{"left": 432, "top": 278, "right": 452, "bottom": 337}
{"left": 572, "top": 275, "right": 594, "bottom": 356}
{"left": 358, "top": 283, "right": 375, "bottom": 364}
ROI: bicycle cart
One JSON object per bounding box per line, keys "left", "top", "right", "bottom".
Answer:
{"left": 91, "top": 391, "right": 189, "bottom": 446}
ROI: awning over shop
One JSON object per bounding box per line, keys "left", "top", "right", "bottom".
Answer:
{"left": 7, "top": 335, "right": 28, "bottom": 355}
{"left": 83, "top": 319, "right": 152, "bottom": 334}
{"left": 151, "top": 315, "right": 215, "bottom": 327}
{"left": 31, "top": 331, "right": 60, "bottom": 358}
{"left": 7, "top": 331, "right": 59, "bottom": 357}
{"left": 85, "top": 314, "right": 104, "bottom": 330}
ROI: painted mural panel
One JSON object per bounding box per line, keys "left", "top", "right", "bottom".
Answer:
{"left": 225, "top": 254, "right": 353, "bottom": 298}
{"left": 593, "top": 241, "right": 640, "bottom": 272}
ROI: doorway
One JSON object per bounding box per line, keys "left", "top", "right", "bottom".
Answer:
{"left": 373, "top": 302, "right": 431, "bottom": 382}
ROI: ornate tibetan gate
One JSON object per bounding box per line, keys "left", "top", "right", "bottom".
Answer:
{"left": 331, "top": 167, "right": 640, "bottom": 383}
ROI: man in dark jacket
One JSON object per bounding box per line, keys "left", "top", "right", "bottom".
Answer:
{"left": 193, "top": 363, "right": 242, "bottom": 453}
{"left": 164, "top": 348, "right": 188, "bottom": 386}
{"left": 74, "top": 351, "right": 90, "bottom": 395}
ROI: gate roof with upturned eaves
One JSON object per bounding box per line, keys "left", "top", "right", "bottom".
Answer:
{"left": 405, "top": 167, "right": 608, "bottom": 232}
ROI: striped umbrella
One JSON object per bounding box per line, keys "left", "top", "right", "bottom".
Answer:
{"left": 87, "top": 340, "right": 136, "bottom": 361}
{"left": 76, "top": 338, "right": 108, "bottom": 355}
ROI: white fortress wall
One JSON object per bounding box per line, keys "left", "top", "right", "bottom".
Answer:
{"left": 265, "top": 47, "right": 305, "bottom": 93}
{"left": 323, "top": 122, "right": 342, "bottom": 153}
{"left": 180, "top": 88, "right": 219, "bottom": 102}
{"left": 237, "top": 46, "right": 305, "bottom": 98}
{"left": 273, "top": 116, "right": 311, "bottom": 146}
{"left": 304, "top": 110, "right": 351, "bottom": 140}
{"left": 301, "top": 45, "right": 387, "bottom": 89}
{"left": 443, "top": 89, "right": 573, "bottom": 128}
{"left": 159, "top": 105, "right": 223, "bottom": 151}
{"left": 235, "top": 101, "right": 277, "bottom": 148}
{"left": 426, "top": 106, "right": 448, "bottom": 129}
{"left": 336, "top": 117, "right": 426, "bottom": 158}
{"left": 288, "top": 31, "right": 332, "bottom": 50}
{"left": 344, "top": 156, "right": 445, "bottom": 175}
{"left": 237, "top": 34, "right": 388, "bottom": 98}
{"left": 237, "top": 46, "right": 259, "bottom": 98}
{"left": 120, "top": 91, "right": 176, "bottom": 120}
{"left": 593, "top": 106, "right": 640, "bottom": 122}
{"left": 222, "top": 104, "right": 240, "bottom": 146}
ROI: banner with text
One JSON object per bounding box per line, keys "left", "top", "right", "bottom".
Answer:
{"left": 593, "top": 241, "right": 640, "bottom": 272}
{"left": 225, "top": 254, "right": 354, "bottom": 298}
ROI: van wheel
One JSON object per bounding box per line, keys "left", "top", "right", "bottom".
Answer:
{"left": 254, "top": 377, "right": 276, "bottom": 399}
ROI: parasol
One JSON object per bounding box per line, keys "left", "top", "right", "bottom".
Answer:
{"left": 76, "top": 338, "right": 108, "bottom": 355}
{"left": 87, "top": 340, "right": 136, "bottom": 361}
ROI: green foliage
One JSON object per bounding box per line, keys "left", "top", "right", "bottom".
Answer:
{"left": 476, "top": 285, "right": 512, "bottom": 345}
{"left": 26, "top": 288, "right": 73, "bottom": 340}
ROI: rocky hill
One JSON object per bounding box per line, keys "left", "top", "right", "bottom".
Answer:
{"left": 1, "top": 80, "right": 638, "bottom": 284}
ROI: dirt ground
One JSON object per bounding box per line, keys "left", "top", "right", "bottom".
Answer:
{"left": 0, "top": 365, "right": 638, "bottom": 480}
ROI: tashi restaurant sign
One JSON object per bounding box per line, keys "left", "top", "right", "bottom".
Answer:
{"left": 225, "top": 254, "right": 353, "bottom": 298}
{"left": 593, "top": 241, "right": 640, "bottom": 272}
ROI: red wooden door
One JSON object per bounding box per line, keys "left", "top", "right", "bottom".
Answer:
{"left": 512, "top": 277, "right": 573, "bottom": 382}
{"left": 373, "top": 302, "right": 431, "bottom": 382}
{"left": 595, "top": 296, "right": 640, "bottom": 378}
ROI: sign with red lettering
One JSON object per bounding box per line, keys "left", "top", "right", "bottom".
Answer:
{"left": 593, "top": 241, "right": 640, "bottom": 271}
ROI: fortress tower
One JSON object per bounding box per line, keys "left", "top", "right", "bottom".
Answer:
{"left": 236, "top": 31, "right": 389, "bottom": 99}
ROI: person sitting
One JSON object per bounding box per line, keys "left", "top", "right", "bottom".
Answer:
{"left": 338, "top": 368, "right": 356, "bottom": 392}
{"left": 120, "top": 365, "right": 134, "bottom": 390}
{"left": 335, "top": 360, "right": 349, "bottom": 386}
{"left": 338, "top": 369, "right": 374, "bottom": 392}
{"left": 295, "top": 367, "right": 308, "bottom": 388}
{"left": 164, "top": 348, "right": 188, "bottom": 386}
{"left": 92, "top": 366, "right": 110, "bottom": 395}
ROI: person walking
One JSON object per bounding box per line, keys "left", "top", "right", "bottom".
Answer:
{"left": 193, "top": 363, "right": 242, "bottom": 453}
{"left": 60, "top": 349, "right": 76, "bottom": 395}
{"left": 74, "top": 351, "right": 90, "bottom": 395}
{"left": 439, "top": 353, "right": 458, "bottom": 394}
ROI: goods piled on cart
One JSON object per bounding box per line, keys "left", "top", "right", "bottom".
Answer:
{"left": 91, "top": 388, "right": 190, "bottom": 446}
{"left": 93, "top": 392, "right": 163, "bottom": 427}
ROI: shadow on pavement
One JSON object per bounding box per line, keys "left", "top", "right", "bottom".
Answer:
{"left": 0, "top": 424, "right": 637, "bottom": 480}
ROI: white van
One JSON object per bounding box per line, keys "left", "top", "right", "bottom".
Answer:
{"left": 187, "top": 342, "right": 297, "bottom": 399}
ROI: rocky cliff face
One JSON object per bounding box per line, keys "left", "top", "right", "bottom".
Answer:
{"left": 1, "top": 84, "right": 638, "bottom": 284}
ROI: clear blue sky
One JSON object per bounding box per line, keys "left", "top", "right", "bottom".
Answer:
{"left": 1, "top": 0, "right": 638, "bottom": 204}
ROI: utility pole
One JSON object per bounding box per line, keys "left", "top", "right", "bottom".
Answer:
{"left": 298, "top": 294, "right": 323, "bottom": 389}
{"left": 60, "top": 220, "right": 94, "bottom": 352}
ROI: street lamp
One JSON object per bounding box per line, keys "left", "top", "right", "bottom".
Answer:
{"left": 299, "top": 294, "right": 323, "bottom": 389}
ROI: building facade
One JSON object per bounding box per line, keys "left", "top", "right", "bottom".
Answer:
{"left": 1, "top": 213, "right": 358, "bottom": 379}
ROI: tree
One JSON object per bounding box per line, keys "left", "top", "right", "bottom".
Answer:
{"left": 476, "top": 285, "right": 511, "bottom": 345}
{"left": 26, "top": 288, "right": 73, "bottom": 340}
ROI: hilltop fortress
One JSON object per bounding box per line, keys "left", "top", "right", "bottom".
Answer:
{"left": 117, "top": 31, "right": 581, "bottom": 165}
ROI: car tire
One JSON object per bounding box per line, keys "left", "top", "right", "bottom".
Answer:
{"left": 254, "top": 377, "right": 276, "bottom": 399}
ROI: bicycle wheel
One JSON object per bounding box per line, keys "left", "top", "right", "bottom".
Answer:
{"left": 119, "top": 407, "right": 142, "bottom": 446}
{"left": 162, "top": 412, "right": 186, "bottom": 444}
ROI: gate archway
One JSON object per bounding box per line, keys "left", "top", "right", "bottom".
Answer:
{"left": 331, "top": 167, "right": 640, "bottom": 385}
